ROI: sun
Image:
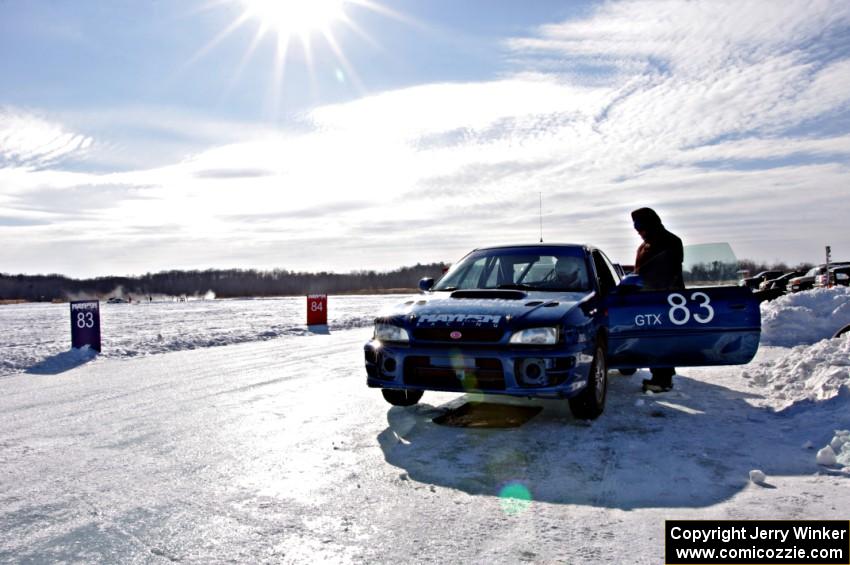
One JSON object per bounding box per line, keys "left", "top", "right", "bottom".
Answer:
{"left": 192, "top": 0, "right": 410, "bottom": 116}
{"left": 240, "top": 0, "right": 347, "bottom": 38}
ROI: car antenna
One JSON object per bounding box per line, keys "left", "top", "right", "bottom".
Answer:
{"left": 539, "top": 192, "right": 543, "bottom": 243}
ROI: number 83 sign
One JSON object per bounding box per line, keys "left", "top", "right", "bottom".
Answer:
{"left": 70, "top": 300, "right": 102, "bottom": 352}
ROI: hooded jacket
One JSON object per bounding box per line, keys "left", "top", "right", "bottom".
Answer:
{"left": 631, "top": 208, "right": 684, "bottom": 291}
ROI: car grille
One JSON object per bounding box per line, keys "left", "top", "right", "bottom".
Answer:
{"left": 403, "top": 356, "right": 506, "bottom": 390}
{"left": 412, "top": 327, "right": 504, "bottom": 342}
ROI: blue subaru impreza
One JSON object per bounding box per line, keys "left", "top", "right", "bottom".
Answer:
{"left": 364, "top": 244, "right": 761, "bottom": 419}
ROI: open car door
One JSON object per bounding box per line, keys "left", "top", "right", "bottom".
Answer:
{"left": 605, "top": 243, "right": 761, "bottom": 368}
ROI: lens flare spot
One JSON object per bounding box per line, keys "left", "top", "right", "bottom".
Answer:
{"left": 461, "top": 372, "right": 478, "bottom": 391}
{"left": 334, "top": 68, "right": 345, "bottom": 83}
{"left": 499, "top": 482, "right": 532, "bottom": 516}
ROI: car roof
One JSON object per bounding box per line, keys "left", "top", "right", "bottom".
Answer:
{"left": 472, "top": 243, "right": 594, "bottom": 252}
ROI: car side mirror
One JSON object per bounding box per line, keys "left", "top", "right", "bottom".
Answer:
{"left": 419, "top": 277, "right": 435, "bottom": 292}
{"left": 615, "top": 274, "right": 644, "bottom": 294}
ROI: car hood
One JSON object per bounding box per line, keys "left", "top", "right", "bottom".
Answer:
{"left": 378, "top": 289, "right": 594, "bottom": 330}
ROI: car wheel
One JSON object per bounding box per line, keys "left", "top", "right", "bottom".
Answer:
{"left": 834, "top": 324, "right": 850, "bottom": 339}
{"left": 381, "top": 389, "right": 423, "bottom": 406}
{"left": 618, "top": 368, "right": 637, "bottom": 376}
{"left": 569, "top": 341, "right": 608, "bottom": 420}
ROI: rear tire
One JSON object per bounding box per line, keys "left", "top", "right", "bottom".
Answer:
{"left": 569, "top": 341, "right": 608, "bottom": 420}
{"left": 834, "top": 324, "right": 850, "bottom": 339}
{"left": 618, "top": 368, "right": 637, "bottom": 376}
{"left": 381, "top": 389, "right": 423, "bottom": 406}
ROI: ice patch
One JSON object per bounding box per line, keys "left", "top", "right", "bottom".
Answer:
{"left": 760, "top": 287, "right": 850, "bottom": 347}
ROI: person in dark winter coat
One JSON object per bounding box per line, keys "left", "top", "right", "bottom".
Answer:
{"left": 631, "top": 207, "right": 684, "bottom": 392}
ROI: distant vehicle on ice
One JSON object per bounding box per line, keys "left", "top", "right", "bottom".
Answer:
{"left": 790, "top": 262, "right": 850, "bottom": 292}
{"left": 739, "top": 270, "right": 784, "bottom": 290}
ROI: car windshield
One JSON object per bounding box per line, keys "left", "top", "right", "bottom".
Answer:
{"left": 433, "top": 247, "right": 591, "bottom": 292}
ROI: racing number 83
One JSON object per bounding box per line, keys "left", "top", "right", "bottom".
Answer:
{"left": 667, "top": 292, "right": 714, "bottom": 325}
{"left": 76, "top": 312, "right": 95, "bottom": 329}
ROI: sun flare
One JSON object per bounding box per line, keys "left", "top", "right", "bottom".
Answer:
{"left": 240, "top": 0, "right": 347, "bottom": 37}
{"left": 192, "top": 0, "right": 410, "bottom": 116}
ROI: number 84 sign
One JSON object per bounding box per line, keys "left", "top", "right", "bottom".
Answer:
{"left": 307, "top": 294, "right": 328, "bottom": 325}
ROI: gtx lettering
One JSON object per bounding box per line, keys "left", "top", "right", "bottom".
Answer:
{"left": 635, "top": 313, "right": 663, "bottom": 326}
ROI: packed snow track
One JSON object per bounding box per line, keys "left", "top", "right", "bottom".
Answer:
{"left": 1, "top": 293, "right": 849, "bottom": 563}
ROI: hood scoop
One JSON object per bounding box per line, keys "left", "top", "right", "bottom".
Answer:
{"left": 450, "top": 289, "right": 526, "bottom": 300}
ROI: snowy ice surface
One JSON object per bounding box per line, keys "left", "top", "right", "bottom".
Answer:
{"left": 760, "top": 287, "right": 850, "bottom": 346}
{"left": 2, "top": 291, "right": 850, "bottom": 563}
{"left": 1, "top": 295, "right": 404, "bottom": 376}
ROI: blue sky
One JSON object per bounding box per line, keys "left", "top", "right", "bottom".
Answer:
{"left": 1, "top": 0, "right": 849, "bottom": 277}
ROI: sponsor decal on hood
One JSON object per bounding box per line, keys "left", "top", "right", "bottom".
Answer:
{"left": 417, "top": 314, "right": 502, "bottom": 327}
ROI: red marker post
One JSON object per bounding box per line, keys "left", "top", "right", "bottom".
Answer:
{"left": 307, "top": 294, "right": 328, "bottom": 325}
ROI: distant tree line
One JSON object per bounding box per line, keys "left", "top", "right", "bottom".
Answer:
{"left": 683, "top": 261, "right": 740, "bottom": 284}
{"left": 0, "top": 263, "right": 449, "bottom": 302}
{"left": 0, "top": 258, "right": 819, "bottom": 303}
{"left": 736, "top": 259, "right": 815, "bottom": 276}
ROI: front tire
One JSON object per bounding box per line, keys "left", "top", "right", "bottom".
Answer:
{"left": 382, "top": 389, "right": 423, "bottom": 406}
{"left": 569, "top": 341, "right": 608, "bottom": 420}
{"left": 618, "top": 368, "right": 637, "bottom": 376}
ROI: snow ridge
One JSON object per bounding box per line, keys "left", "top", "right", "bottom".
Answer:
{"left": 742, "top": 335, "right": 850, "bottom": 409}
{"left": 760, "top": 287, "right": 850, "bottom": 347}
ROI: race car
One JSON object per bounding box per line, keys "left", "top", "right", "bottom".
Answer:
{"left": 364, "top": 244, "right": 761, "bottom": 419}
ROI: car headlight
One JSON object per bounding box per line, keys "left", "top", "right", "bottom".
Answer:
{"left": 374, "top": 323, "right": 410, "bottom": 343}
{"left": 509, "top": 327, "right": 559, "bottom": 345}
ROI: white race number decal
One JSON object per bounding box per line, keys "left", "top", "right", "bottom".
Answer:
{"left": 76, "top": 312, "right": 95, "bottom": 329}
{"left": 666, "top": 292, "right": 715, "bottom": 325}
{"left": 690, "top": 291, "right": 715, "bottom": 324}
{"left": 310, "top": 301, "right": 323, "bottom": 312}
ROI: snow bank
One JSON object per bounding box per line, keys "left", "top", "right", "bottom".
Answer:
{"left": 760, "top": 287, "right": 850, "bottom": 346}
{"left": 742, "top": 335, "right": 850, "bottom": 409}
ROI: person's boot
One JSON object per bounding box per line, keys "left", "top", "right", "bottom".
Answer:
{"left": 642, "top": 369, "right": 674, "bottom": 393}
{"left": 642, "top": 379, "right": 673, "bottom": 393}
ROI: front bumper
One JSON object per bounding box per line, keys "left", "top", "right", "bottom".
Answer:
{"left": 364, "top": 340, "right": 595, "bottom": 399}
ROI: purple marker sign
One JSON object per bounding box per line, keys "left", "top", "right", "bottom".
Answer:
{"left": 70, "top": 300, "right": 101, "bottom": 352}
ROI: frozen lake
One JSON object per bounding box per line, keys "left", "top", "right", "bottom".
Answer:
{"left": 1, "top": 295, "right": 402, "bottom": 376}
{"left": 1, "top": 290, "right": 849, "bottom": 563}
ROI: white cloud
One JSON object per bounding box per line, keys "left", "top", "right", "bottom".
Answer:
{"left": 0, "top": 107, "right": 93, "bottom": 167}
{"left": 3, "top": 0, "right": 850, "bottom": 276}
